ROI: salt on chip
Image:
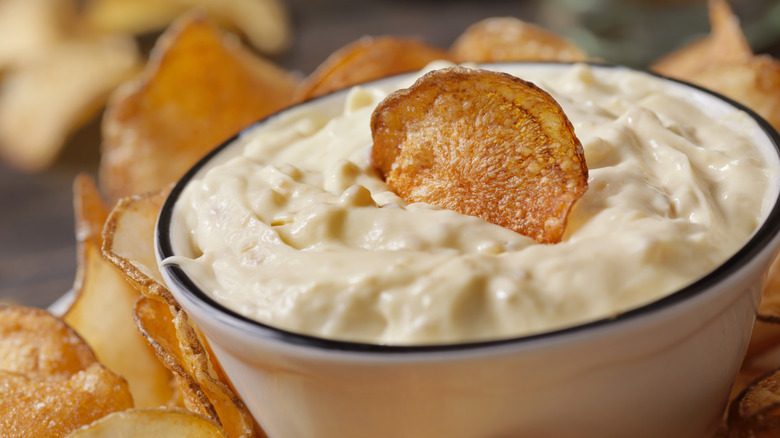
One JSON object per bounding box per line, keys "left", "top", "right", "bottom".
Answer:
{"left": 450, "top": 17, "right": 588, "bottom": 64}
{"left": 99, "top": 11, "right": 298, "bottom": 202}
{"left": 294, "top": 35, "right": 454, "bottom": 102}
{"left": 64, "top": 407, "right": 228, "bottom": 438}
{"left": 0, "top": 306, "right": 133, "bottom": 438}
{"left": 0, "top": 35, "right": 141, "bottom": 171}
{"left": 65, "top": 175, "right": 177, "bottom": 409}
{"left": 371, "top": 66, "right": 588, "bottom": 244}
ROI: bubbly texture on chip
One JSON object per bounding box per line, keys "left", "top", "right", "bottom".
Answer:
{"left": 167, "top": 63, "right": 778, "bottom": 345}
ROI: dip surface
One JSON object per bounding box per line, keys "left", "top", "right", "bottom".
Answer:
{"left": 167, "top": 63, "right": 778, "bottom": 345}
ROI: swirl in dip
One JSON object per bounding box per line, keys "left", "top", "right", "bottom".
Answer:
{"left": 166, "top": 63, "right": 778, "bottom": 345}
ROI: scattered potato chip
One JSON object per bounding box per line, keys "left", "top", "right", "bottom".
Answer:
{"left": 294, "top": 36, "right": 454, "bottom": 102}
{"left": 0, "top": 34, "right": 141, "bottom": 171}
{"left": 371, "top": 66, "right": 588, "bottom": 243}
{"left": 134, "top": 298, "right": 261, "bottom": 438}
{"left": 99, "top": 11, "right": 298, "bottom": 201}
{"left": 0, "top": 305, "right": 134, "bottom": 438}
{"left": 650, "top": 0, "right": 780, "bottom": 131}
{"left": 0, "top": 305, "right": 96, "bottom": 378}
{"left": 450, "top": 17, "right": 588, "bottom": 64}
{"left": 651, "top": 0, "right": 752, "bottom": 79}
{"left": 84, "top": 0, "right": 291, "bottom": 55}
{"left": 0, "top": 0, "right": 77, "bottom": 71}
{"left": 64, "top": 407, "right": 228, "bottom": 438}
{"left": 727, "top": 366, "right": 780, "bottom": 436}
{"left": 101, "top": 189, "right": 261, "bottom": 437}
{"left": 64, "top": 175, "right": 177, "bottom": 409}
{"left": 102, "top": 187, "right": 175, "bottom": 305}
{"left": 758, "top": 248, "right": 780, "bottom": 324}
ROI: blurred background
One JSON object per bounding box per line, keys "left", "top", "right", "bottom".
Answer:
{"left": 2, "top": 0, "right": 780, "bottom": 308}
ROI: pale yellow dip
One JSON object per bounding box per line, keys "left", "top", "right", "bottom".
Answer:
{"left": 167, "top": 63, "right": 778, "bottom": 345}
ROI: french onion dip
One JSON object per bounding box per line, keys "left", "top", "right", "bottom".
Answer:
{"left": 166, "top": 63, "right": 778, "bottom": 345}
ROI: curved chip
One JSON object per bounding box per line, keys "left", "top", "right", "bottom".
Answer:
{"left": 0, "top": 305, "right": 133, "bottom": 438}
{"left": 294, "top": 36, "right": 454, "bottom": 102}
{"left": 371, "top": 66, "right": 588, "bottom": 244}
{"left": 63, "top": 408, "right": 228, "bottom": 438}
{"left": 727, "top": 366, "right": 780, "bottom": 436}
{"left": 450, "top": 17, "right": 588, "bottom": 64}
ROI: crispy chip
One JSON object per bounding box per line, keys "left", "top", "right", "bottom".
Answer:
{"left": 758, "top": 249, "right": 780, "bottom": 323}
{"left": 0, "top": 305, "right": 133, "bottom": 438}
{"left": 82, "top": 0, "right": 185, "bottom": 35}
{"left": 0, "top": 305, "right": 95, "bottom": 378}
{"left": 64, "top": 407, "right": 228, "bottom": 437}
{"left": 294, "top": 36, "right": 454, "bottom": 102}
{"left": 134, "top": 298, "right": 261, "bottom": 438}
{"left": 102, "top": 189, "right": 261, "bottom": 437}
{"left": 102, "top": 187, "right": 173, "bottom": 304}
{"left": 64, "top": 175, "right": 176, "bottom": 408}
{"left": 371, "top": 66, "right": 588, "bottom": 243}
{"left": 450, "top": 17, "right": 588, "bottom": 64}
{"left": 0, "top": 35, "right": 141, "bottom": 171}
{"left": 99, "top": 11, "right": 298, "bottom": 201}
{"left": 727, "top": 366, "right": 780, "bottom": 436}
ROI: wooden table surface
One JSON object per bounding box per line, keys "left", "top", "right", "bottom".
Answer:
{"left": 2, "top": 0, "right": 779, "bottom": 309}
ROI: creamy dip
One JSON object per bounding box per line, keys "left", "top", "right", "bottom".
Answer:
{"left": 167, "top": 63, "right": 779, "bottom": 345}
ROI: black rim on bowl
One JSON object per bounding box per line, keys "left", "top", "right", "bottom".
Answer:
{"left": 156, "top": 62, "right": 780, "bottom": 354}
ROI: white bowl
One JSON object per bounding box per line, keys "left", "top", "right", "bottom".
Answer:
{"left": 156, "top": 63, "right": 780, "bottom": 438}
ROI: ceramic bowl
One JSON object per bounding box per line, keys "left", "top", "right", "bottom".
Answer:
{"left": 156, "top": 63, "right": 780, "bottom": 438}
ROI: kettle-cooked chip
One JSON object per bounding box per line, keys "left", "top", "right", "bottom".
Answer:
{"left": 727, "top": 366, "right": 780, "bottom": 436}
{"left": 63, "top": 407, "right": 228, "bottom": 438}
{"left": 99, "top": 11, "right": 298, "bottom": 202}
{"left": 450, "top": 17, "right": 588, "bottom": 64}
{"left": 0, "top": 306, "right": 133, "bottom": 438}
{"left": 294, "top": 36, "right": 454, "bottom": 102}
{"left": 371, "top": 66, "right": 588, "bottom": 244}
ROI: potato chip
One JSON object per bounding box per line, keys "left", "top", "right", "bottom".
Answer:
{"left": 0, "top": 34, "right": 141, "bottom": 171}
{"left": 651, "top": 0, "right": 752, "bottom": 79}
{"left": 0, "top": 305, "right": 133, "bottom": 438}
{"left": 727, "top": 366, "right": 780, "bottom": 436}
{"left": 64, "top": 407, "right": 228, "bottom": 437}
{"left": 294, "top": 36, "right": 454, "bottom": 102}
{"left": 134, "top": 298, "right": 261, "bottom": 438}
{"left": 0, "top": 364, "right": 134, "bottom": 438}
{"left": 0, "top": 0, "right": 77, "bottom": 71}
{"left": 102, "top": 187, "right": 174, "bottom": 304}
{"left": 371, "top": 66, "right": 588, "bottom": 243}
{"left": 65, "top": 175, "right": 177, "bottom": 409}
{"left": 0, "top": 305, "right": 96, "bottom": 378}
{"left": 99, "top": 11, "right": 298, "bottom": 201}
{"left": 102, "top": 190, "right": 261, "bottom": 437}
{"left": 450, "top": 17, "right": 588, "bottom": 64}
{"left": 82, "top": 0, "right": 185, "bottom": 35}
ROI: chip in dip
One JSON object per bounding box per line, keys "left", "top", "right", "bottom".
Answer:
{"left": 165, "top": 62, "right": 779, "bottom": 345}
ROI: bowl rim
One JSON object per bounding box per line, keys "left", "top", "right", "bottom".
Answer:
{"left": 156, "top": 61, "right": 780, "bottom": 354}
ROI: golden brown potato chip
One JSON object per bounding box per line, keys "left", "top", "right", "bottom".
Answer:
{"left": 0, "top": 35, "right": 141, "bottom": 171}
{"left": 0, "top": 305, "right": 96, "bottom": 378}
{"left": 371, "top": 66, "right": 588, "bottom": 244}
{"left": 134, "top": 298, "right": 261, "bottom": 438}
{"left": 102, "top": 187, "right": 174, "bottom": 305}
{"left": 758, "top": 251, "right": 780, "bottom": 323}
{"left": 101, "top": 189, "right": 260, "bottom": 437}
{"left": 651, "top": 0, "right": 752, "bottom": 79}
{"left": 294, "top": 36, "right": 454, "bottom": 102}
{"left": 99, "top": 11, "right": 298, "bottom": 201}
{"left": 450, "top": 17, "right": 588, "bottom": 64}
{"left": 65, "top": 175, "right": 177, "bottom": 408}
{"left": 0, "top": 305, "right": 133, "bottom": 438}
{"left": 64, "top": 407, "right": 228, "bottom": 438}
{"left": 727, "top": 366, "right": 780, "bottom": 436}
{"left": 0, "top": 0, "right": 77, "bottom": 71}
{"left": 0, "top": 364, "right": 134, "bottom": 438}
